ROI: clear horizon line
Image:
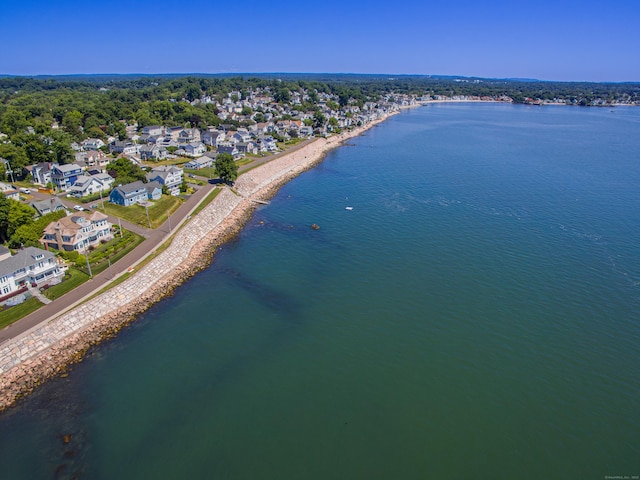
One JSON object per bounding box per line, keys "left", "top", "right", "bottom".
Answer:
{"left": 1, "top": 72, "right": 638, "bottom": 84}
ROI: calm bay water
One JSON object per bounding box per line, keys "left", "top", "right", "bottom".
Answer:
{"left": 1, "top": 104, "right": 639, "bottom": 479}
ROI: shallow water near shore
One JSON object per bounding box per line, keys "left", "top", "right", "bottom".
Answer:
{"left": 1, "top": 104, "right": 640, "bottom": 479}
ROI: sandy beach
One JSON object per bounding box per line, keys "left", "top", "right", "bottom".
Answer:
{"left": 0, "top": 110, "right": 398, "bottom": 411}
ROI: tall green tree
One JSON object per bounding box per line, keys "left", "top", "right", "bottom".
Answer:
{"left": 107, "top": 157, "right": 147, "bottom": 185}
{"left": 62, "top": 110, "right": 83, "bottom": 136}
{"left": 0, "top": 194, "right": 10, "bottom": 241}
{"left": 6, "top": 200, "right": 36, "bottom": 239}
{"left": 0, "top": 144, "right": 28, "bottom": 177}
{"left": 313, "top": 112, "right": 326, "bottom": 128}
{"left": 9, "top": 209, "right": 66, "bottom": 248}
{"left": 1, "top": 107, "right": 29, "bottom": 135}
{"left": 215, "top": 153, "right": 238, "bottom": 185}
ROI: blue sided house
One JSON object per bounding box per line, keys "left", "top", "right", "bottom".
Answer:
{"left": 109, "top": 181, "right": 149, "bottom": 206}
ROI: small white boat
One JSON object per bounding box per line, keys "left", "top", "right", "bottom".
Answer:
{"left": 345, "top": 206, "right": 353, "bottom": 210}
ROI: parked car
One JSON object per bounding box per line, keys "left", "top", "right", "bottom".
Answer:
{"left": 19, "top": 187, "right": 31, "bottom": 194}
{"left": 73, "top": 205, "right": 84, "bottom": 211}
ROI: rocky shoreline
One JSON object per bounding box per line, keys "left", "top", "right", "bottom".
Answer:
{"left": 0, "top": 111, "right": 398, "bottom": 412}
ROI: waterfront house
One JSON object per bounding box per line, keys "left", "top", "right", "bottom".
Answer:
{"left": 41, "top": 211, "right": 112, "bottom": 253}
{"left": 110, "top": 181, "right": 149, "bottom": 206}
{"left": 51, "top": 164, "right": 83, "bottom": 191}
{"left": 146, "top": 166, "right": 183, "bottom": 196}
{"left": 0, "top": 247, "right": 63, "bottom": 299}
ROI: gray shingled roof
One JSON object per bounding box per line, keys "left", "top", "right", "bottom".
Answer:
{"left": 30, "top": 197, "right": 66, "bottom": 215}
{"left": 0, "top": 247, "right": 57, "bottom": 278}
{"left": 113, "top": 181, "right": 147, "bottom": 196}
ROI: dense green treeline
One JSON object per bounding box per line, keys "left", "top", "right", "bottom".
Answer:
{"left": 0, "top": 75, "right": 638, "bottom": 178}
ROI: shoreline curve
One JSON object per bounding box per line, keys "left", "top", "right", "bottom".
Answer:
{"left": 0, "top": 109, "right": 400, "bottom": 412}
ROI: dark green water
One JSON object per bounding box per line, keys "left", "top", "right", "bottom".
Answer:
{"left": 1, "top": 104, "right": 639, "bottom": 479}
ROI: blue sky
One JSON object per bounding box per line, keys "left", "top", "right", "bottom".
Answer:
{"left": 1, "top": 0, "right": 638, "bottom": 82}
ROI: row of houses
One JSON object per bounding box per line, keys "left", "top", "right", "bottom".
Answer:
{"left": 108, "top": 166, "right": 182, "bottom": 205}
{"left": 26, "top": 161, "right": 183, "bottom": 199}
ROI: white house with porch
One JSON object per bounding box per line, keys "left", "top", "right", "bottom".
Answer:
{"left": 0, "top": 247, "right": 63, "bottom": 299}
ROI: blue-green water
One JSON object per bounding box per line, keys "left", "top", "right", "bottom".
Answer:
{"left": 1, "top": 104, "right": 639, "bottom": 479}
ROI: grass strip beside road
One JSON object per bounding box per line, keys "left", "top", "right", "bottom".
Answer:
{"left": 184, "top": 167, "right": 216, "bottom": 178}
{"left": 101, "top": 196, "right": 183, "bottom": 229}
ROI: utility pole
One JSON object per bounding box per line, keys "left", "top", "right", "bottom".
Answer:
{"left": 85, "top": 248, "right": 93, "bottom": 278}
{"left": 5, "top": 160, "right": 15, "bottom": 184}
{"left": 145, "top": 204, "right": 151, "bottom": 229}
{"left": 118, "top": 218, "right": 123, "bottom": 238}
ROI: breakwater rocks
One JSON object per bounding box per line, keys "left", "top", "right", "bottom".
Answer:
{"left": 0, "top": 116, "right": 393, "bottom": 412}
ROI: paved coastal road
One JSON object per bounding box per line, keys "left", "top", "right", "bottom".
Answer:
{"left": 0, "top": 181, "right": 215, "bottom": 345}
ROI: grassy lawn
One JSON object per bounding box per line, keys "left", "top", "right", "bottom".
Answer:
{"left": 184, "top": 166, "right": 216, "bottom": 179}
{"left": 142, "top": 157, "right": 190, "bottom": 168}
{"left": 102, "top": 196, "right": 183, "bottom": 229}
{"left": 87, "top": 230, "right": 145, "bottom": 274}
{"left": 236, "top": 158, "right": 254, "bottom": 167}
{"left": 277, "top": 138, "right": 304, "bottom": 150}
{"left": 43, "top": 268, "right": 90, "bottom": 301}
{"left": 245, "top": 152, "right": 267, "bottom": 159}
{"left": 0, "top": 297, "right": 43, "bottom": 330}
